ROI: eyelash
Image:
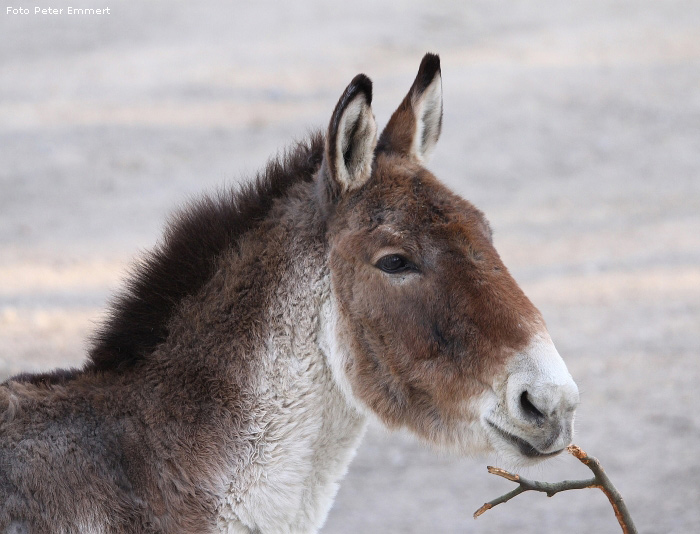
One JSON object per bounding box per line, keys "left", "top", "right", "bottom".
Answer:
{"left": 374, "top": 254, "right": 416, "bottom": 274}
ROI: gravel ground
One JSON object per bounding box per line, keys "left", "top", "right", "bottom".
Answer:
{"left": 1, "top": 1, "right": 699, "bottom": 532}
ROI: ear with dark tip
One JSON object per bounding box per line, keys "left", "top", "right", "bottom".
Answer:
{"left": 378, "top": 53, "right": 443, "bottom": 163}
{"left": 322, "top": 74, "right": 378, "bottom": 201}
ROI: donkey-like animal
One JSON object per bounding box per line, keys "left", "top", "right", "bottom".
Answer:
{"left": 0, "top": 54, "right": 579, "bottom": 534}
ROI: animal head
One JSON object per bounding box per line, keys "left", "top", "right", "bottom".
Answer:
{"left": 318, "top": 54, "right": 579, "bottom": 464}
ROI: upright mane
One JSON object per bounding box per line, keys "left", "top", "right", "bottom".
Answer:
{"left": 86, "top": 132, "right": 325, "bottom": 374}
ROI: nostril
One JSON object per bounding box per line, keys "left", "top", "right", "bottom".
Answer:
{"left": 520, "top": 391, "right": 545, "bottom": 421}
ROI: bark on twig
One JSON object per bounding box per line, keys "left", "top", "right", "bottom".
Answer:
{"left": 473, "top": 445, "right": 637, "bottom": 534}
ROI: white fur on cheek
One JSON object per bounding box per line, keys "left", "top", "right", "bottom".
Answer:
{"left": 318, "top": 287, "right": 370, "bottom": 416}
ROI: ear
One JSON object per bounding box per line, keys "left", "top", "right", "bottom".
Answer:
{"left": 378, "top": 53, "right": 443, "bottom": 163}
{"left": 321, "top": 74, "right": 378, "bottom": 201}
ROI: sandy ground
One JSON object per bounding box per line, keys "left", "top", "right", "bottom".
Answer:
{"left": 1, "top": 1, "right": 699, "bottom": 532}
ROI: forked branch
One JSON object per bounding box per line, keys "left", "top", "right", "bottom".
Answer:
{"left": 473, "top": 445, "right": 637, "bottom": 534}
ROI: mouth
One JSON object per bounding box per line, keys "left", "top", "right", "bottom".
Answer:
{"left": 486, "top": 420, "right": 564, "bottom": 459}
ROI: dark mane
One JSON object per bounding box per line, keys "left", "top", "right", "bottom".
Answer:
{"left": 84, "top": 131, "right": 325, "bottom": 374}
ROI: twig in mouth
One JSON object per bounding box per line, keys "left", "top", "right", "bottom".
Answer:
{"left": 473, "top": 445, "right": 637, "bottom": 534}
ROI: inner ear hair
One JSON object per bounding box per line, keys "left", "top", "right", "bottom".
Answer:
{"left": 340, "top": 98, "right": 371, "bottom": 179}
{"left": 411, "top": 69, "right": 443, "bottom": 162}
{"left": 377, "top": 53, "right": 443, "bottom": 164}
{"left": 327, "top": 74, "right": 378, "bottom": 194}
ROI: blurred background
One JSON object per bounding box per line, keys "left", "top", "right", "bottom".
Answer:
{"left": 1, "top": 1, "right": 699, "bottom": 532}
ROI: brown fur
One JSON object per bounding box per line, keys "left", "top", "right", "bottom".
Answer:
{"left": 328, "top": 155, "right": 542, "bottom": 441}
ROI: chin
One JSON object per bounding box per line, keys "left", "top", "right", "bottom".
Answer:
{"left": 482, "top": 422, "right": 570, "bottom": 469}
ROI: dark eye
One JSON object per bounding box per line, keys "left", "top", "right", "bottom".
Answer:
{"left": 375, "top": 254, "right": 412, "bottom": 274}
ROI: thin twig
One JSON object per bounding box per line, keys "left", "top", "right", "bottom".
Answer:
{"left": 473, "top": 444, "right": 637, "bottom": 534}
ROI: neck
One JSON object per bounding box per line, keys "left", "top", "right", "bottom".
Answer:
{"left": 202, "top": 188, "right": 367, "bottom": 533}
